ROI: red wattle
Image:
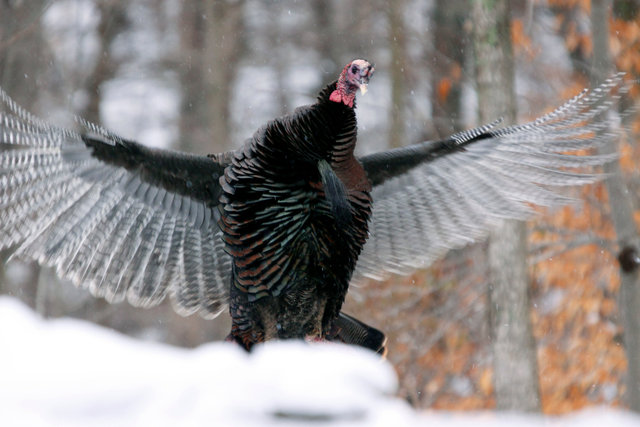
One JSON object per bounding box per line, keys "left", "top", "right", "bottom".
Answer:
{"left": 329, "top": 89, "right": 354, "bottom": 107}
{"left": 329, "top": 90, "right": 342, "bottom": 103}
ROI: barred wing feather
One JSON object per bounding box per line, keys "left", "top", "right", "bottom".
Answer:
{"left": 354, "top": 74, "right": 628, "bottom": 282}
{"left": 0, "top": 88, "right": 232, "bottom": 319}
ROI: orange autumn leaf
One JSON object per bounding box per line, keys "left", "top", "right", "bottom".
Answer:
{"left": 478, "top": 368, "right": 493, "bottom": 396}
{"left": 511, "top": 19, "right": 538, "bottom": 59}
{"left": 619, "top": 143, "right": 635, "bottom": 172}
{"left": 437, "top": 77, "right": 452, "bottom": 103}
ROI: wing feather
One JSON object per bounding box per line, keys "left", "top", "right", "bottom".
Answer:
{"left": 139, "top": 215, "right": 177, "bottom": 305}
{"left": 355, "top": 73, "right": 630, "bottom": 283}
{"left": 0, "top": 87, "right": 232, "bottom": 318}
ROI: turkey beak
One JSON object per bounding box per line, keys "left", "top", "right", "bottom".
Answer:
{"left": 358, "top": 66, "right": 374, "bottom": 95}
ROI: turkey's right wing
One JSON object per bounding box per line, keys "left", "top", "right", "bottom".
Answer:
{"left": 0, "top": 88, "right": 232, "bottom": 319}
{"left": 354, "top": 74, "right": 629, "bottom": 283}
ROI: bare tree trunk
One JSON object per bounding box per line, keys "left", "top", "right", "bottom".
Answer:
{"left": 83, "top": 1, "right": 128, "bottom": 124}
{"left": 312, "top": 0, "right": 340, "bottom": 69}
{"left": 387, "top": 0, "right": 407, "bottom": 148}
{"left": 204, "top": 1, "right": 244, "bottom": 152}
{"left": 473, "top": 0, "right": 541, "bottom": 412}
{"left": 591, "top": 0, "right": 640, "bottom": 411}
{"left": 0, "top": 2, "right": 43, "bottom": 92}
{"left": 430, "top": 0, "right": 467, "bottom": 137}
{"left": 179, "top": 1, "right": 244, "bottom": 153}
{"left": 178, "top": 1, "right": 207, "bottom": 153}
{"left": 266, "top": 7, "right": 288, "bottom": 117}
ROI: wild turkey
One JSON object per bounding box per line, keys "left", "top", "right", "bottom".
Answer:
{"left": 0, "top": 59, "right": 626, "bottom": 353}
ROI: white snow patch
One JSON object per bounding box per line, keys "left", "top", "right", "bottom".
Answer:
{"left": 1, "top": 297, "right": 639, "bottom": 426}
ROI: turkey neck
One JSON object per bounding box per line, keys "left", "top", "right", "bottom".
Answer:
{"left": 313, "top": 81, "right": 371, "bottom": 194}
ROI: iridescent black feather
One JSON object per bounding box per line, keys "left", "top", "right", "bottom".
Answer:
{"left": 219, "top": 81, "right": 372, "bottom": 347}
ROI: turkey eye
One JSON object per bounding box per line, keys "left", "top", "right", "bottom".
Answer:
{"left": 351, "top": 65, "right": 358, "bottom": 74}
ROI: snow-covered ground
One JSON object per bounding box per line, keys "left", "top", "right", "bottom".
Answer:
{"left": 0, "top": 297, "right": 638, "bottom": 426}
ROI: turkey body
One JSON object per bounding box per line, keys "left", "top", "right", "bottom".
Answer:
{"left": 220, "top": 83, "right": 372, "bottom": 347}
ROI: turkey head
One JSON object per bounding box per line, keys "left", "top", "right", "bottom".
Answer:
{"left": 329, "top": 59, "right": 374, "bottom": 107}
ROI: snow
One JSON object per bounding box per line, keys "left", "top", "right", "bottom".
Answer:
{"left": 1, "top": 296, "right": 639, "bottom": 426}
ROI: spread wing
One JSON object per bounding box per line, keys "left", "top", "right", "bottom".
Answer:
{"left": 354, "top": 74, "right": 627, "bottom": 282}
{"left": 0, "top": 88, "right": 233, "bottom": 319}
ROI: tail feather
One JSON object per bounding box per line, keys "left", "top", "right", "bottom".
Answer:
{"left": 331, "top": 312, "right": 387, "bottom": 356}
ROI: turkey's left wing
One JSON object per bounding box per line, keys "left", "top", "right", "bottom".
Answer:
{"left": 0, "top": 89, "right": 232, "bottom": 318}
{"left": 354, "top": 74, "right": 627, "bottom": 282}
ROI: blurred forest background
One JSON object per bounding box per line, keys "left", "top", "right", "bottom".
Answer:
{"left": 1, "top": 0, "right": 640, "bottom": 415}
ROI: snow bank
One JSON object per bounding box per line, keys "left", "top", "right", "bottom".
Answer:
{"left": 0, "top": 296, "right": 638, "bottom": 426}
